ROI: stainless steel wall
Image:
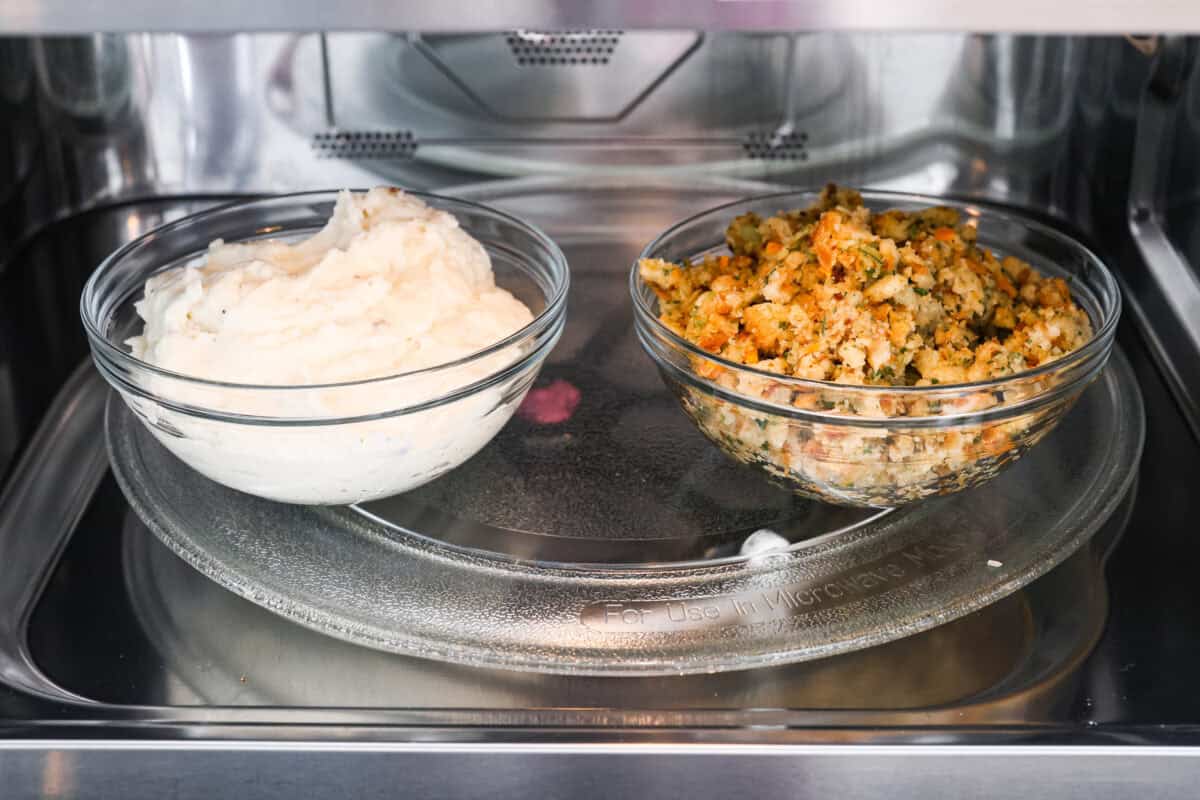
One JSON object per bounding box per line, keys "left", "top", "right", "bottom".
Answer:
{"left": 0, "top": 32, "right": 1165, "bottom": 236}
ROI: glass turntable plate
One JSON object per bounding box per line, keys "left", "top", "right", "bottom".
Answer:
{"left": 106, "top": 178, "right": 1144, "bottom": 676}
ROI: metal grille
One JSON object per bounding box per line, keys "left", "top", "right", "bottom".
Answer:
{"left": 742, "top": 130, "right": 809, "bottom": 161}
{"left": 311, "top": 130, "right": 418, "bottom": 160}
{"left": 505, "top": 30, "right": 622, "bottom": 66}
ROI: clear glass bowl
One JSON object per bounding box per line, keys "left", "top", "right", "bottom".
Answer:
{"left": 81, "top": 191, "right": 568, "bottom": 505}
{"left": 631, "top": 191, "right": 1120, "bottom": 507}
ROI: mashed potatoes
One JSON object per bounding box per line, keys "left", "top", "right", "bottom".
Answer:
{"left": 124, "top": 188, "right": 536, "bottom": 504}
{"left": 130, "top": 187, "right": 531, "bottom": 389}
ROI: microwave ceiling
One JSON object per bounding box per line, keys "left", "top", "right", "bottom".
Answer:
{"left": 1, "top": 0, "right": 1199, "bottom": 35}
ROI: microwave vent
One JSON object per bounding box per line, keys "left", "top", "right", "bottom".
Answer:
{"left": 505, "top": 30, "right": 622, "bottom": 66}
{"left": 311, "top": 130, "right": 417, "bottom": 160}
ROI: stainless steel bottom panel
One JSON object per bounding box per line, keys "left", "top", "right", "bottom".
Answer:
{"left": 4, "top": 745, "right": 1200, "bottom": 800}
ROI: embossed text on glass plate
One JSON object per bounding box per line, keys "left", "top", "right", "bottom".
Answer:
{"left": 581, "top": 532, "right": 974, "bottom": 632}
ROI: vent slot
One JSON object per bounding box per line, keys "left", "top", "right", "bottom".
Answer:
{"left": 312, "top": 130, "right": 418, "bottom": 160}
{"left": 743, "top": 130, "right": 809, "bottom": 161}
{"left": 505, "top": 30, "right": 623, "bottom": 66}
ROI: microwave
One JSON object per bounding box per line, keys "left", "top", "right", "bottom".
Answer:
{"left": 1, "top": 4, "right": 1199, "bottom": 797}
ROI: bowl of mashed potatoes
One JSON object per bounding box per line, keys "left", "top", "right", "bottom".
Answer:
{"left": 82, "top": 188, "right": 568, "bottom": 505}
{"left": 632, "top": 186, "right": 1120, "bottom": 507}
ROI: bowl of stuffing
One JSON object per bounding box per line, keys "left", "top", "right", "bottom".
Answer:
{"left": 631, "top": 185, "right": 1120, "bottom": 507}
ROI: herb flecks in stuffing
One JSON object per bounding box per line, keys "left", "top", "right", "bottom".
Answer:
{"left": 640, "top": 185, "right": 1092, "bottom": 387}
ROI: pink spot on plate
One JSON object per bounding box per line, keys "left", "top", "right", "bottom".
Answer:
{"left": 517, "top": 379, "right": 581, "bottom": 425}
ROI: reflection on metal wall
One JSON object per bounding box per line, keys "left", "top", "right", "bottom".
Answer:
{"left": 0, "top": 31, "right": 1141, "bottom": 241}
{"left": 0, "top": 37, "right": 37, "bottom": 476}
{"left": 318, "top": 32, "right": 1086, "bottom": 198}
{"left": 1169, "top": 39, "right": 1200, "bottom": 258}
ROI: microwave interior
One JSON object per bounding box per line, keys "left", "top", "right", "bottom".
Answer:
{"left": 2, "top": 23, "right": 1200, "bottom": 797}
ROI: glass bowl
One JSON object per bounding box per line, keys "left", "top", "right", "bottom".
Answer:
{"left": 631, "top": 190, "right": 1120, "bottom": 507}
{"left": 81, "top": 191, "right": 568, "bottom": 505}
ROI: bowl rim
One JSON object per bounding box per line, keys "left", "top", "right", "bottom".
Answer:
{"left": 80, "top": 188, "right": 570, "bottom": 392}
{"left": 630, "top": 188, "right": 1121, "bottom": 397}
